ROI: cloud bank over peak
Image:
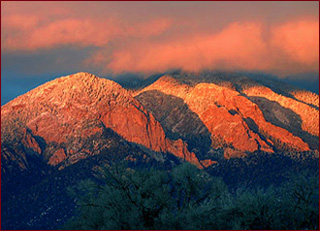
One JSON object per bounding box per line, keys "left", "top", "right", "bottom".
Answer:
{"left": 1, "top": 1, "right": 319, "bottom": 77}
{"left": 101, "top": 19, "right": 318, "bottom": 75}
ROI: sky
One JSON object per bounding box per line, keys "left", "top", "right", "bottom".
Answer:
{"left": 1, "top": 1, "right": 319, "bottom": 104}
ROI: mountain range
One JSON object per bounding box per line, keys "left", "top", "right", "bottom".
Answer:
{"left": 1, "top": 71, "right": 319, "bottom": 229}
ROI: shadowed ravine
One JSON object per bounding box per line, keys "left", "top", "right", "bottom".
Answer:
{"left": 135, "top": 90, "right": 212, "bottom": 158}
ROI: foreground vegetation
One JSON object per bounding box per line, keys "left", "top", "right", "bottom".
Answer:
{"left": 64, "top": 163, "right": 319, "bottom": 230}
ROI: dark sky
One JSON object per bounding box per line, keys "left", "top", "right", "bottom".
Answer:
{"left": 1, "top": 1, "right": 319, "bottom": 105}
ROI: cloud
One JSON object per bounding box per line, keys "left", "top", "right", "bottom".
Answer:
{"left": 104, "top": 22, "right": 268, "bottom": 73}
{"left": 87, "top": 19, "right": 319, "bottom": 75}
{"left": 1, "top": 2, "right": 319, "bottom": 76}
{"left": 271, "top": 19, "right": 319, "bottom": 65}
{"left": 2, "top": 12, "right": 172, "bottom": 52}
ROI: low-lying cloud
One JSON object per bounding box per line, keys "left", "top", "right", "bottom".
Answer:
{"left": 1, "top": 2, "right": 319, "bottom": 76}
{"left": 93, "top": 19, "right": 319, "bottom": 75}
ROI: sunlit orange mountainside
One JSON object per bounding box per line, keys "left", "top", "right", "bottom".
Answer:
{"left": 2, "top": 72, "right": 319, "bottom": 174}
{"left": 1, "top": 2, "right": 319, "bottom": 230}
{"left": 1, "top": 73, "right": 200, "bottom": 171}
{"left": 135, "top": 73, "right": 319, "bottom": 157}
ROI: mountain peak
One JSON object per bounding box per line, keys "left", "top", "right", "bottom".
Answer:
{"left": 66, "top": 72, "right": 98, "bottom": 82}
{"left": 2, "top": 72, "right": 129, "bottom": 110}
{"left": 72, "top": 71, "right": 95, "bottom": 77}
{"left": 59, "top": 72, "right": 121, "bottom": 90}
{"left": 2, "top": 72, "right": 200, "bottom": 169}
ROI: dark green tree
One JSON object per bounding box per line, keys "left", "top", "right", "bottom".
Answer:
{"left": 64, "top": 162, "right": 319, "bottom": 230}
{"left": 64, "top": 163, "right": 229, "bottom": 230}
{"left": 279, "top": 171, "right": 319, "bottom": 230}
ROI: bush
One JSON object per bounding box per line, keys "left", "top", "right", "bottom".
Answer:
{"left": 64, "top": 163, "right": 319, "bottom": 230}
{"left": 64, "top": 163, "right": 229, "bottom": 230}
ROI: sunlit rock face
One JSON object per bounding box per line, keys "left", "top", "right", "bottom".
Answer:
{"left": 134, "top": 72, "right": 317, "bottom": 159}
{"left": 1, "top": 71, "right": 318, "bottom": 173}
{"left": 1, "top": 72, "right": 201, "bottom": 172}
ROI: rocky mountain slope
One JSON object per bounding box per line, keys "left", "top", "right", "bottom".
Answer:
{"left": 2, "top": 71, "right": 318, "bottom": 173}
{"left": 2, "top": 126, "right": 183, "bottom": 230}
{"left": 1, "top": 72, "right": 201, "bottom": 178}
{"left": 134, "top": 72, "right": 318, "bottom": 159}
{"left": 1, "top": 71, "right": 318, "bottom": 230}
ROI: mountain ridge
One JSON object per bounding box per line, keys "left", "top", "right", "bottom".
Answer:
{"left": 1, "top": 71, "right": 318, "bottom": 230}
{"left": 1, "top": 72, "right": 201, "bottom": 174}
{"left": 134, "top": 72, "right": 318, "bottom": 158}
{"left": 2, "top": 71, "right": 318, "bottom": 169}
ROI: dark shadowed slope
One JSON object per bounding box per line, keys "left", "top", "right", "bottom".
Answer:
{"left": 134, "top": 72, "right": 318, "bottom": 161}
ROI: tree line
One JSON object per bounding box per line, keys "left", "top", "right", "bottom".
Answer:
{"left": 64, "top": 162, "right": 319, "bottom": 230}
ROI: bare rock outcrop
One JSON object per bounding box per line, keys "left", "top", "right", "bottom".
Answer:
{"left": 135, "top": 74, "right": 314, "bottom": 158}
{"left": 1, "top": 72, "right": 201, "bottom": 170}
